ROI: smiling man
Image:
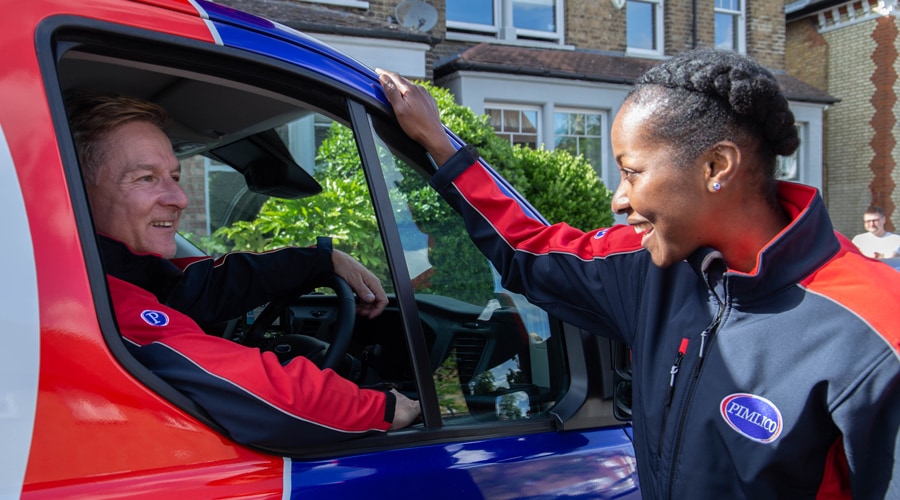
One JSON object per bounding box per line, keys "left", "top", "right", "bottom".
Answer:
{"left": 82, "top": 118, "right": 187, "bottom": 259}
{"left": 851, "top": 206, "right": 900, "bottom": 259}
{"left": 66, "top": 92, "right": 419, "bottom": 450}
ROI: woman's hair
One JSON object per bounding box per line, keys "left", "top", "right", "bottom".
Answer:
{"left": 65, "top": 91, "right": 170, "bottom": 184}
{"left": 627, "top": 49, "right": 799, "bottom": 196}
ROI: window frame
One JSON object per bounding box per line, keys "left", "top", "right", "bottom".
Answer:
{"left": 552, "top": 107, "right": 606, "bottom": 172}
{"left": 626, "top": 0, "right": 665, "bottom": 58}
{"left": 776, "top": 122, "right": 807, "bottom": 183}
{"left": 714, "top": 0, "right": 746, "bottom": 53}
{"left": 446, "top": 0, "right": 565, "bottom": 45}
{"left": 485, "top": 103, "right": 542, "bottom": 148}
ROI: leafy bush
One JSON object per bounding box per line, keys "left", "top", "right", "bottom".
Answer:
{"left": 420, "top": 80, "right": 613, "bottom": 230}
{"left": 511, "top": 144, "right": 614, "bottom": 231}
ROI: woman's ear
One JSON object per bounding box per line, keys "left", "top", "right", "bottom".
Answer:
{"left": 706, "top": 141, "right": 739, "bottom": 193}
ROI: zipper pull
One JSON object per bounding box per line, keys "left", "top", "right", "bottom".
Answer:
{"left": 665, "top": 338, "right": 689, "bottom": 406}
{"left": 698, "top": 331, "right": 708, "bottom": 359}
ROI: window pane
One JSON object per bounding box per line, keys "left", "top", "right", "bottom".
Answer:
{"left": 513, "top": 135, "right": 538, "bottom": 148}
{"left": 513, "top": 0, "right": 556, "bottom": 32}
{"left": 627, "top": 1, "right": 657, "bottom": 50}
{"left": 555, "top": 135, "right": 577, "bottom": 151}
{"left": 369, "top": 128, "right": 567, "bottom": 425}
{"left": 183, "top": 114, "right": 391, "bottom": 294}
{"left": 571, "top": 113, "right": 585, "bottom": 135}
{"left": 776, "top": 125, "right": 802, "bottom": 181}
{"left": 204, "top": 168, "right": 265, "bottom": 234}
{"left": 488, "top": 106, "right": 539, "bottom": 147}
{"left": 585, "top": 114, "right": 602, "bottom": 135}
{"left": 521, "top": 110, "right": 538, "bottom": 134}
{"left": 504, "top": 109, "right": 520, "bottom": 131}
{"left": 554, "top": 110, "right": 603, "bottom": 171}
{"left": 579, "top": 137, "right": 603, "bottom": 168}
{"left": 447, "top": 0, "right": 494, "bottom": 25}
{"left": 488, "top": 108, "right": 503, "bottom": 132}
{"left": 715, "top": 13, "right": 737, "bottom": 50}
{"left": 715, "top": 0, "right": 739, "bottom": 10}
{"left": 553, "top": 113, "right": 568, "bottom": 135}
{"left": 777, "top": 152, "right": 799, "bottom": 181}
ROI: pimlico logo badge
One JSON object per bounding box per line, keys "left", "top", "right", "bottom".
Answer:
{"left": 720, "top": 393, "right": 783, "bottom": 443}
{"left": 141, "top": 309, "right": 170, "bottom": 327}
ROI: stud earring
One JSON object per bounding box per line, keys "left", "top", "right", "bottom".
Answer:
{"left": 713, "top": 182, "right": 721, "bottom": 192}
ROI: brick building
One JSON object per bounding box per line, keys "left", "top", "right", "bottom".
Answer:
{"left": 218, "top": 0, "right": 833, "bottom": 222}
{"left": 787, "top": 0, "right": 900, "bottom": 236}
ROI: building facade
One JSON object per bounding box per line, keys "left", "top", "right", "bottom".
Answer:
{"left": 787, "top": 0, "right": 900, "bottom": 236}
{"left": 218, "top": 0, "right": 833, "bottom": 223}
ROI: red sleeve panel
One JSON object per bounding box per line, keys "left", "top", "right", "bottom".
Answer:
{"left": 801, "top": 236, "right": 900, "bottom": 499}
{"left": 450, "top": 163, "right": 643, "bottom": 260}
{"left": 108, "top": 276, "right": 391, "bottom": 450}
{"left": 801, "top": 235, "right": 900, "bottom": 353}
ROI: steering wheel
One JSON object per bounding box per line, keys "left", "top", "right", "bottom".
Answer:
{"left": 245, "top": 274, "right": 355, "bottom": 370}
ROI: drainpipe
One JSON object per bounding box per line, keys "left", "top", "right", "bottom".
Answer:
{"left": 692, "top": 0, "right": 698, "bottom": 48}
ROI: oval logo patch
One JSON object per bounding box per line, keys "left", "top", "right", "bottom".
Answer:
{"left": 720, "top": 393, "right": 782, "bottom": 443}
{"left": 141, "top": 310, "right": 170, "bottom": 327}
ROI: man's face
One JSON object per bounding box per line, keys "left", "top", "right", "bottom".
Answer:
{"left": 85, "top": 120, "right": 188, "bottom": 258}
{"left": 864, "top": 212, "right": 886, "bottom": 237}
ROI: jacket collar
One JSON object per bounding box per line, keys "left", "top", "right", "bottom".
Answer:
{"left": 688, "top": 182, "right": 839, "bottom": 301}
{"left": 97, "top": 234, "right": 183, "bottom": 304}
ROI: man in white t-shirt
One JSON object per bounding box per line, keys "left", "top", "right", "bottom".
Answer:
{"left": 852, "top": 206, "right": 900, "bottom": 258}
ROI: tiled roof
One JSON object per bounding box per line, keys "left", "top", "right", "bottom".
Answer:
{"left": 436, "top": 43, "right": 837, "bottom": 104}
{"left": 214, "top": 1, "right": 835, "bottom": 104}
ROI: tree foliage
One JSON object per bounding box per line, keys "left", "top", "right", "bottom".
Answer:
{"left": 421, "top": 80, "right": 614, "bottom": 231}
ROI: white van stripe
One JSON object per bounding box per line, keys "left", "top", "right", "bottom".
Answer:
{"left": 0, "top": 124, "right": 40, "bottom": 498}
{"left": 187, "top": 0, "right": 224, "bottom": 45}
{"left": 282, "top": 457, "right": 292, "bottom": 500}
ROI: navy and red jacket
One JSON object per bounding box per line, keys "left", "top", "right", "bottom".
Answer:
{"left": 98, "top": 235, "right": 395, "bottom": 450}
{"left": 430, "top": 153, "right": 900, "bottom": 499}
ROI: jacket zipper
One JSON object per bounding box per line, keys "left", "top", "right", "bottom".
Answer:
{"left": 665, "top": 297, "right": 727, "bottom": 499}
{"left": 657, "top": 338, "right": 689, "bottom": 458}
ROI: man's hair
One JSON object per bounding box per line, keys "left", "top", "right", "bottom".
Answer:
{"left": 65, "top": 92, "right": 170, "bottom": 183}
{"left": 626, "top": 48, "right": 799, "bottom": 207}
{"left": 865, "top": 206, "right": 885, "bottom": 217}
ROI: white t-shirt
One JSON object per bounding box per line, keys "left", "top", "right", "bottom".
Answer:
{"left": 851, "top": 231, "right": 900, "bottom": 258}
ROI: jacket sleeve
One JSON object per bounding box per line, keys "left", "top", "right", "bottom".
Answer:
{"left": 429, "top": 154, "right": 647, "bottom": 339}
{"left": 108, "top": 276, "right": 393, "bottom": 450}
{"left": 836, "top": 348, "right": 900, "bottom": 499}
{"left": 167, "top": 237, "right": 335, "bottom": 324}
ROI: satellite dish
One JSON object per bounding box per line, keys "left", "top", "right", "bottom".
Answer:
{"left": 395, "top": 0, "right": 438, "bottom": 32}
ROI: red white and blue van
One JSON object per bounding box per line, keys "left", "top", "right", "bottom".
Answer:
{"left": 2, "top": 1, "right": 639, "bottom": 497}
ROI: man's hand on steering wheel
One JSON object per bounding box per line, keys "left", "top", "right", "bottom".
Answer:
{"left": 331, "top": 249, "right": 388, "bottom": 319}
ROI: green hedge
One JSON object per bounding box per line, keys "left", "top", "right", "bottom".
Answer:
{"left": 422, "top": 81, "right": 613, "bottom": 231}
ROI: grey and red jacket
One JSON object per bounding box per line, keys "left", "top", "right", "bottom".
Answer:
{"left": 430, "top": 154, "right": 900, "bottom": 499}
{"left": 98, "top": 235, "right": 395, "bottom": 450}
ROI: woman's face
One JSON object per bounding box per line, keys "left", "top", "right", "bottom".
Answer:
{"left": 610, "top": 100, "right": 711, "bottom": 268}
